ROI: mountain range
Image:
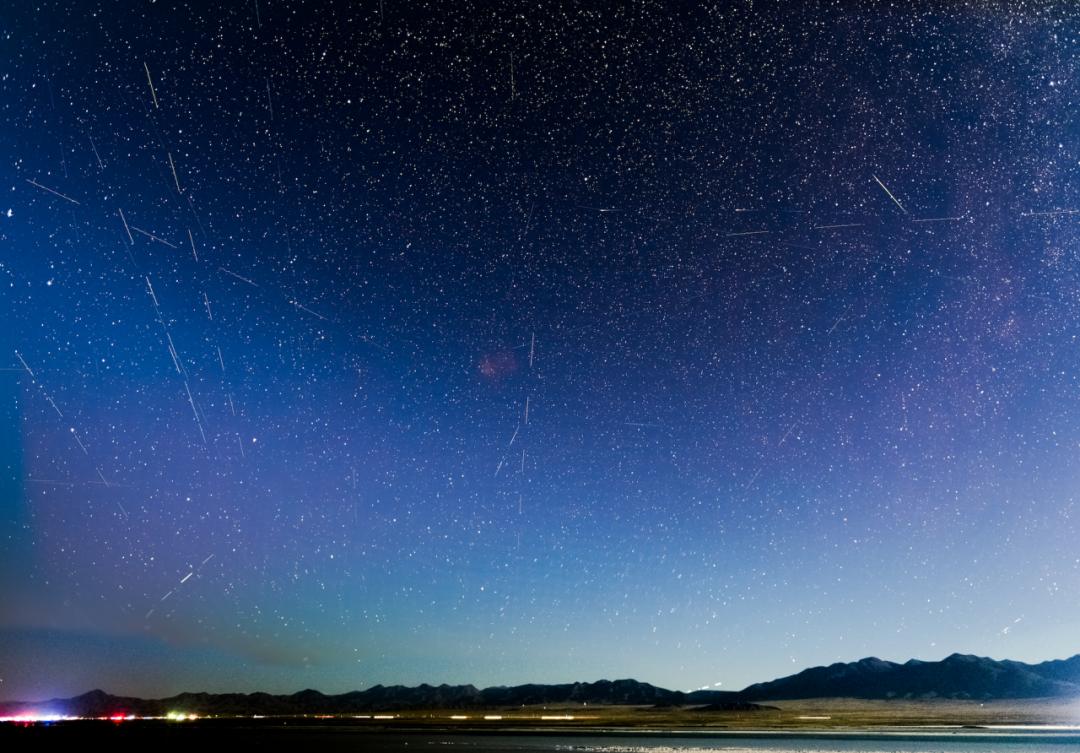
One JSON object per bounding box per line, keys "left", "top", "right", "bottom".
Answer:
{"left": 740, "top": 652, "right": 1080, "bottom": 701}
{"left": 4, "top": 653, "right": 1079, "bottom": 717}
{"left": 0, "top": 680, "right": 751, "bottom": 717}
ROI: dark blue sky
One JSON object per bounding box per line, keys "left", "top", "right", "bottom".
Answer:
{"left": 2, "top": 1, "right": 1080, "bottom": 700}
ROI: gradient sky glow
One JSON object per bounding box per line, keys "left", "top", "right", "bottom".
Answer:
{"left": 2, "top": 1, "right": 1080, "bottom": 701}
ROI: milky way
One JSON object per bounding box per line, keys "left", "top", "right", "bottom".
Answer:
{"left": 2, "top": 1, "right": 1079, "bottom": 700}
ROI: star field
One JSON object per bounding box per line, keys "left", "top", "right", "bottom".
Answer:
{"left": 1, "top": 1, "right": 1080, "bottom": 700}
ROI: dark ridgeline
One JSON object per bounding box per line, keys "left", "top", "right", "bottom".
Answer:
{"left": 0, "top": 679, "right": 753, "bottom": 717}
{"left": 741, "top": 653, "right": 1080, "bottom": 700}
{"left": 5, "top": 654, "right": 1080, "bottom": 717}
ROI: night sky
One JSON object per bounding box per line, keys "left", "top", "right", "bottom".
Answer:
{"left": 2, "top": 1, "right": 1080, "bottom": 702}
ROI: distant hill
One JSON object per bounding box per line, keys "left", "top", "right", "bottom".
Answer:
{"left": 6, "top": 653, "right": 1080, "bottom": 716}
{"left": 741, "top": 653, "right": 1080, "bottom": 700}
{"left": 0, "top": 679, "right": 750, "bottom": 717}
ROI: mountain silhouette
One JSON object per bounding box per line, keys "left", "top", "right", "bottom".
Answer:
{"left": 0, "top": 679, "right": 747, "bottom": 717}
{"left": 5, "top": 653, "right": 1080, "bottom": 716}
{"left": 740, "top": 653, "right": 1080, "bottom": 700}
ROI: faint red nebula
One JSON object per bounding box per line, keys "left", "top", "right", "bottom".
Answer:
{"left": 478, "top": 350, "right": 518, "bottom": 382}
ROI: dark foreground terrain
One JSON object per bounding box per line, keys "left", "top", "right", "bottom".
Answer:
{"left": 5, "top": 723, "right": 1080, "bottom": 753}
{"left": 4, "top": 700, "right": 1080, "bottom": 751}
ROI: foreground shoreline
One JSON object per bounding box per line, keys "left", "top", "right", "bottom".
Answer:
{"left": 4, "top": 697, "right": 1079, "bottom": 728}
{"left": 5, "top": 720, "right": 1080, "bottom": 753}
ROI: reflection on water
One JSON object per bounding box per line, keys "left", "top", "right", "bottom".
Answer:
{"left": 428, "top": 731, "right": 1080, "bottom": 753}
{"left": 6, "top": 727, "right": 1080, "bottom": 752}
